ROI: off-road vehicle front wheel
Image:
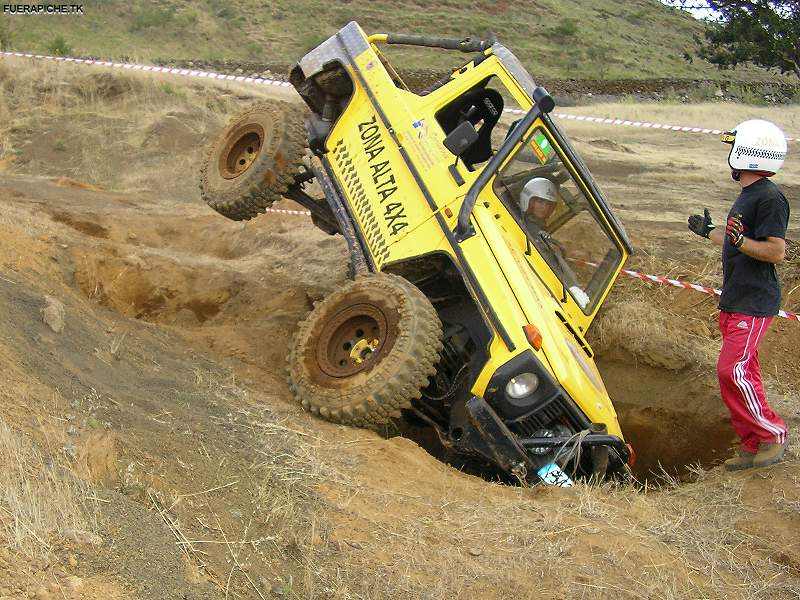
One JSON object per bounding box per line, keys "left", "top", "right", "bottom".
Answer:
{"left": 287, "top": 274, "right": 442, "bottom": 429}
{"left": 199, "top": 101, "right": 306, "bottom": 221}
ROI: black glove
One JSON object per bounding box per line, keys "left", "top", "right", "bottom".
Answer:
{"left": 688, "top": 208, "right": 715, "bottom": 239}
{"left": 726, "top": 214, "right": 744, "bottom": 248}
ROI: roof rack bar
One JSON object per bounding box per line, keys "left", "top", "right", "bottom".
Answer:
{"left": 370, "top": 33, "right": 494, "bottom": 53}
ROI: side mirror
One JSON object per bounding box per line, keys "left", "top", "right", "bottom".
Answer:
{"left": 443, "top": 121, "right": 479, "bottom": 157}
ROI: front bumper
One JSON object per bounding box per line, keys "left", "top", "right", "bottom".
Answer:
{"left": 449, "top": 395, "right": 630, "bottom": 482}
{"left": 518, "top": 433, "right": 631, "bottom": 463}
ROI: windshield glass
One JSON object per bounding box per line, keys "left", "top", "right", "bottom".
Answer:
{"left": 492, "top": 125, "right": 623, "bottom": 314}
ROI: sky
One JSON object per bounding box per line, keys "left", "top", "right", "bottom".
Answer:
{"left": 659, "top": 1, "right": 719, "bottom": 20}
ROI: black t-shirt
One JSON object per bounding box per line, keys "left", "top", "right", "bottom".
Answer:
{"left": 720, "top": 178, "right": 790, "bottom": 317}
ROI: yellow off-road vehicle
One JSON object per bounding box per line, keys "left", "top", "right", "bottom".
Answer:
{"left": 200, "top": 22, "right": 635, "bottom": 484}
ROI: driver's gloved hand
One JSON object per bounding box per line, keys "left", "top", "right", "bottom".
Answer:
{"left": 688, "top": 208, "right": 715, "bottom": 239}
{"left": 568, "top": 285, "right": 590, "bottom": 309}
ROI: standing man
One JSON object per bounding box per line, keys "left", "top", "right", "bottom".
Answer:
{"left": 688, "top": 119, "right": 790, "bottom": 471}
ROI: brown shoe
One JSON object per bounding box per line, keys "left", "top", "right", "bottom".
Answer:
{"left": 752, "top": 442, "right": 787, "bottom": 469}
{"left": 724, "top": 449, "right": 756, "bottom": 471}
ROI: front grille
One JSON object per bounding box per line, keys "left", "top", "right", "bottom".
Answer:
{"left": 506, "top": 397, "right": 581, "bottom": 437}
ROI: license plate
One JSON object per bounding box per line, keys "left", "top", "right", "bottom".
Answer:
{"left": 537, "top": 463, "right": 574, "bottom": 487}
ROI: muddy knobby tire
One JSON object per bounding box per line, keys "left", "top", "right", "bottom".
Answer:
{"left": 199, "top": 101, "right": 306, "bottom": 221}
{"left": 287, "top": 273, "right": 443, "bottom": 429}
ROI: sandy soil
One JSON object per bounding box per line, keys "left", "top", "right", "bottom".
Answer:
{"left": 0, "top": 59, "right": 799, "bottom": 599}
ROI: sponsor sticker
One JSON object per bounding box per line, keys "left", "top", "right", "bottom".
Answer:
{"left": 531, "top": 130, "right": 555, "bottom": 165}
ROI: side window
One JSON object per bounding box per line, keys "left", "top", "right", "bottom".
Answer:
{"left": 435, "top": 78, "right": 504, "bottom": 170}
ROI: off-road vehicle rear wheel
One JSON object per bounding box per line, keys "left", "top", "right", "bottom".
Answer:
{"left": 288, "top": 273, "right": 442, "bottom": 429}
{"left": 199, "top": 101, "right": 306, "bottom": 221}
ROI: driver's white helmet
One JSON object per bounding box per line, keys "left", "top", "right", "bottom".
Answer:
{"left": 519, "top": 177, "right": 557, "bottom": 212}
{"left": 723, "top": 119, "right": 787, "bottom": 176}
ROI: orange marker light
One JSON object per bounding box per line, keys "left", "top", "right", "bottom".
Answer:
{"left": 626, "top": 443, "right": 636, "bottom": 467}
{"left": 523, "top": 324, "right": 543, "bottom": 350}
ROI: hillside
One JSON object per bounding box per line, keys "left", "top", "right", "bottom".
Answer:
{"left": 0, "top": 0, "right": 789, "bottom": 82}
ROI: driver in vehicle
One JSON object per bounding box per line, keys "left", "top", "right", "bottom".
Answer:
{"left": 519, "top": 176, "right": 558, "bottom": 232}
{"left": 519, "top": 177, "right": 591, "bottom": 309}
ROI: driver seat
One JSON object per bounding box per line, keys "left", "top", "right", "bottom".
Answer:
{"left": 437, "top": 87, "right": 504, "bottom": 168}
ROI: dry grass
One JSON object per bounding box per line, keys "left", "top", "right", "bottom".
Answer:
{"left": 0, "top": 58, "right": 293, "bottom": 192}
{"left": 0, "top": 419, "right": 95, "bottom": 559}
{"left": 274, "top": 465, "right": 800, "bottom": 599}
{"left": 182, "top": 369, "right": 799, "bottom": 600}
{"left": 591, "top": 299, "right": 718, "bottom": 371}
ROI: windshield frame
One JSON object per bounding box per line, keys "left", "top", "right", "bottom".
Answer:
{"left": 490, "top": 121, "right": 628, "bottom": 315}
{"left": 456, "top": 103, "right": 543, "bottom": 238}
{"left": 541, "top": 113, "right": 633, "bottom": 253}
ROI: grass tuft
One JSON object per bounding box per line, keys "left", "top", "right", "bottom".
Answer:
{"left": 552, "top": 18, "right": 578, "bottom": 38}
{"left": 0, "top": 419, "right": 95, "bottom": 559}
{"left": 46, "top": 35, "right": 73, "bottom": 56}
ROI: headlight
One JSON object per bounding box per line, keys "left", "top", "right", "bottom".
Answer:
{"left": 505, "top": 372, "right": 540, "bottom": 399}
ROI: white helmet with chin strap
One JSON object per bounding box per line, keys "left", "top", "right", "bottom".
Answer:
{"left": 723, "top": 119, "right": 787, "bottom": 177}
{"left": 519, "top": 177, "right": 557, "bottom": 212}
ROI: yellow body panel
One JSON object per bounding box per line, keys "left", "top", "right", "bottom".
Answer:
{"left": 321, "top": 24, "right": 629, "bottom": 442}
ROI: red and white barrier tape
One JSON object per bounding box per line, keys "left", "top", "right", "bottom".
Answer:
{"left": 0, "top": 51, "right": 293, "bottom": 88}
{"left": 504, "top": 107, "right": 797, "bottom": 142}
{"left": 620, "top": 268, "right": 719, "bottom": 296}
{"left": 2, "top": 50, "right": 797, "bottom": 143}
{"left": 264, "top": 207, "right": 311, "bottom": 216}
{"left": 617, "top": 268, "right": 798, "bottom": 322}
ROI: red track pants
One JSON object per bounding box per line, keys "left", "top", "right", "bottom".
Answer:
{"left": 717, "top": 311, "right": 787, "bottom": 453}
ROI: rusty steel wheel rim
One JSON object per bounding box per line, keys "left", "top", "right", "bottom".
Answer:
{"left": 315, "top": 303, "right": 395, "bottom": 378}
{"left": 218, "top": 123, "right": 263, "bottom": 179}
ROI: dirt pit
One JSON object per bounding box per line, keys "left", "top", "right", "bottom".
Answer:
{"left": 597, "top": 358, "right": 736, "bottom": 480}
{"left": 395, "top": 354, "right": 735, "bottom": 486}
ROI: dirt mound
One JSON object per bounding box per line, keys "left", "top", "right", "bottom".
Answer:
{"left": 0, "top": 59, "right": 279, "bottom": 195}
{"left": 591, "top": 300, "right": 717, "bottom": 371}
{"left": 75, "top": 71, "right": 144, "bottom": 101}
{"left": 142, "top": 112, "right": 205, "bottom": 152}
{"left": 589, "top": 138, "right": 635, "bottom": 153}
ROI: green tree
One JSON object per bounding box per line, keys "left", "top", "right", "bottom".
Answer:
{"left": 689, "top": 1, "right": 800, "bottom": 78}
